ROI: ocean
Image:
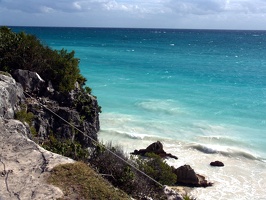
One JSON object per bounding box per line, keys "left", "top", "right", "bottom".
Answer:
{"left": 11, "top": 27, "right": 266, "bottom": 199}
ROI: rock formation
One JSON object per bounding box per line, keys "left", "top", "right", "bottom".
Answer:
{"left": 0, "top": 72, "right": 24, "bottom": 119}
{"left": 131, "top": 141, "right": 178, "bottom": 159}
{"left": 11, "top": 69, "right": 100, "bottom": 148}
{"left": 174, "top": 165, "right": 213, "bottom": 187}
{"left": 0, "top": 72, "right": 74, "bottom": 199}
{"left": 0, "top": 119, "right": 74, "bottom": 200}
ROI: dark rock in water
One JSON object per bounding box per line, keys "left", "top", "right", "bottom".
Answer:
{"left": 131, "top": 141, "right": 178, "bottom": 159}
{"left": 174, "top": 165, "right": 213, "bottom": 187}
{"left": 210, "top": 161, "right": 224, "bottom": 167}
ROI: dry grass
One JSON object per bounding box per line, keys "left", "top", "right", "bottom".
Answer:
{"left": 47, "top": 162, "right": 131, "bottom": 200}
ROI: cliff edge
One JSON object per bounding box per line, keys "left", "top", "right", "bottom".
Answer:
{"left": 0, "top": 73, "right": 74, "bottom": 199}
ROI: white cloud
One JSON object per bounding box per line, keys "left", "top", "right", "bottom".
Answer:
{"left": 1, "top": 0, "right": 266, "bottom": 29}
{"left": 40, "top": 6, "right": 54, "bottom": 13}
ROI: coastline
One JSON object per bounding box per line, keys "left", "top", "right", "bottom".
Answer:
{"left": 98, "top": 126, "right": 266, "bottom": 200}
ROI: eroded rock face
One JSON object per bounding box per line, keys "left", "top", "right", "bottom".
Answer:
{"left": 11, "top": 69, "right": 100, "bottom": 148}
{"left": 0, "top": 72, "right": 25, "bottom": 119}
{"left": 12, "top": 69, "right": 46, "bottom": 95}
{"left": 0, "top": 119, "right": 74, "bottom": 200}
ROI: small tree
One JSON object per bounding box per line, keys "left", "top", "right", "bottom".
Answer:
{"left": 0, "top": 26, "right": 86, "bottom": 92}
{"left": 135, "top": 153, "right": 177, "bottom": 186}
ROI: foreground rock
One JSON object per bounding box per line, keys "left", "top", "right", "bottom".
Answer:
{"left": 0, "top": 119, "right": 74, "bottom": 200}
{"left": 131, "top": 141, "right": 178, "bottom": 159}
{"left": 174, "top": 165, "right": 213, "bottom": 187}
{"left": 0, "top": 72, "right": 74, "bottom": 199}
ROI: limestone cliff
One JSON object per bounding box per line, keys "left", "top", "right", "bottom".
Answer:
{"left": 11, "top": 69, "right": 100, "bottom": 148}
{"left": 0, "top": 72, "right": 74, "bottom": 199}
{"left": 0, "top": 70, "right": 102, "bottom": 198}
{"left": 0, "top": 119, "right": 74, "bottom": 200}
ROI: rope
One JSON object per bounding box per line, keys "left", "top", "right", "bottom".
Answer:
{"left": 23, "top": 92, "right": 164, "bottom": 188}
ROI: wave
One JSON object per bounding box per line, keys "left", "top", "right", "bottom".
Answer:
{"left": 135, "top": 99, "right": 186, "bottom": 115}
{"left": 189, "top": 143, "right": 261, "bottom": 161}
{"left": 100, "top": 128, "right": 167, "bottom": 141}
{"left": 197, "top": 135, "right": 249, "bottom": 147}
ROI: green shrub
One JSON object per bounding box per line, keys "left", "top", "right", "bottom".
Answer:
{"left": 0, "top": 26, "right": 86, "bottom": 92}
{"left": 42, "top": 134, "right": 89, "bottom": 161}
{"left": 89, "top": 142, "right": 168, "bottom": 199}
{"left": 183, "top": 194, "right": 197, "bottom": 200}
{"left": 15, "top": 106, "right": 37, "bottom": 136}
{"left": 135, "top": 152, "right": 177, "bottom": 186}
{"left": 15, "top": 107, "right": 35, "bottom": 124}
{"left": 0, "top": 71, "right": 11, "bottom": 76}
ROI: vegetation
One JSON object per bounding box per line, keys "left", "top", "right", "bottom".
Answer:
{"left": 14, "top": 105, "right": 37, "bottom": 136}
{"left": 89, "top": 142, "right": 169, "bottom": 199}
{"left": 0, "top": 26, "right": 86, "bottom": 92}
{"left": 183, "top": 194, "right": 197, "bottom": 200}
{"left": 135, "top": 152, "right": 177, "bottom": 186}
{"left": 47, "top": 162, "right": 130, "bottom": 200}
{"left": 42, "top": 134, "right": 89, "bottom": 161}
{"left": 0, "top": 71, "right": 11, "bottom": 76}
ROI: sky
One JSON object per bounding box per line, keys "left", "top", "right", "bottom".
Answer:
{"left": 1, "top": 0, "right": 266, "bottom": 30}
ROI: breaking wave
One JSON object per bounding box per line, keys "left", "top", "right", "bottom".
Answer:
{"left": 189, "top": 143, "right": 261, "bottom": 161}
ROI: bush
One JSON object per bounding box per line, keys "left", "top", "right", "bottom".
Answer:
{"left": 15, "top": 105, "right": 37, "bottom": 136}
{"left": 42, "top": 134, "right": 89, "bottom": 161}
{"left": 134, "top": 152, "right": 177, "bottom": 186}
{"left": 89, "top": 142, "right": 168, "bottom": 199}
{"left": 0, "top": 26, "right": 86, "bottom": 92}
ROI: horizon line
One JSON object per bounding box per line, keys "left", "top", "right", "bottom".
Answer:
{"left": 2, "top": 25, "right": 266, "bottom": 32}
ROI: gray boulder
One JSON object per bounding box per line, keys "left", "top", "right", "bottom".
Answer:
{"left": 12, "top": 69, "right": 47, "bottom": 95}
{"left": 0, "top": 118, "right": 74, "bottom": 200}
{"left": 0, "top": 72, "right": 24, "bottom": 119}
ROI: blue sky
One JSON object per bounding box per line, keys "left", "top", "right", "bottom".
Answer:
{"left": 1, "top": 0, "right": 266, "bottom": 30}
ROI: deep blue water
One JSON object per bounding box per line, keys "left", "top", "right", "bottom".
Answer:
{"left": 10, "top": 27, "right": 266, "bottom": 157}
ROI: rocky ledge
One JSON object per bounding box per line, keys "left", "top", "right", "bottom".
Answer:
{"left": 8, "top": 69, "right": 100, "bottom": 148}
{"left": 0, "top": 72, "right": 76, "bottom": 199}
{"left": 0, "top": 119, "right": 74, "bottom": 200}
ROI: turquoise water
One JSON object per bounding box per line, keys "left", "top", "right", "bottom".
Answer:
{"left": 11, "top": 27, "right": 266, "bottom": 199}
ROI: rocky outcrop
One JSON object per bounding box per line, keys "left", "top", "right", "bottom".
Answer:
{"left": 131, "top": 141, "right": 178, "bottom": 159}
{"left": 174, "top": 165, "right": 213, "bottom": 187}
{"left": 0, "top": 73, "right": 74, "bottom": 199}
{"left": 210, "top": 161, "right": 224, "bottom": 167}
{"left": 0, "top": 72, "right": 24, "bottom": 119}
{"left": 12, "top": 69, "right": 47, "bottom": 95}
{"left": 0, "top": 118, "right": 74, "bottom": 200}
{"left": 11, "top": 69, "right": 100, "bottom": 148}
